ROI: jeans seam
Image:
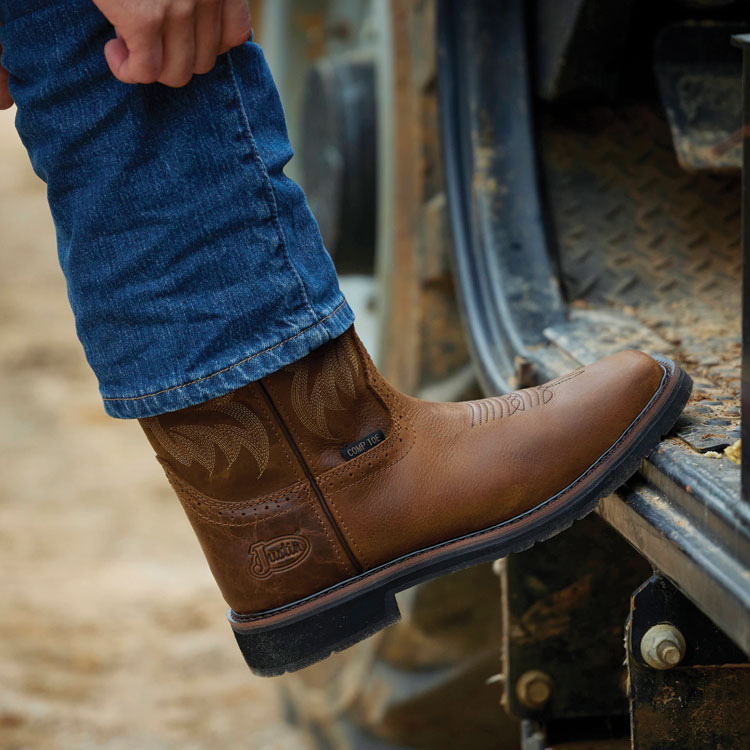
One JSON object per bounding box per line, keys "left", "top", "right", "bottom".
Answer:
{"left": 225, "top": 48, "right": 317, "bottom": 325}
{"left": 102, "top": 299, "right": 347, "bottom": 403}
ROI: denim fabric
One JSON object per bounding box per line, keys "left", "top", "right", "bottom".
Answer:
{"left": 0, "top": 0, "right": 354, "bottom": 418}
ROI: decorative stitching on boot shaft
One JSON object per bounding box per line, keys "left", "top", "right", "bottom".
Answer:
{"left": 286, "top": 333, "right": 360, "bottom": 439}
{"left": 142, "top": 393, "right": 270, "bottom": 477}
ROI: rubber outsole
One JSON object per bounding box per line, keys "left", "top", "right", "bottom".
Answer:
{"left": 230, "top": 358, "right": 693, "bottom": 677}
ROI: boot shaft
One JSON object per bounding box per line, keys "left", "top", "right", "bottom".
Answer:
{"left": 139, "top": 328, "right": 387, "bottom": 612}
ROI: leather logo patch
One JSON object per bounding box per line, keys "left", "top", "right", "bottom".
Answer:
{"left": 249, "top": 535, "right": 310, "bottom": 579}
{"left": 341, "top": 429, "right": 385, "bottom": 460}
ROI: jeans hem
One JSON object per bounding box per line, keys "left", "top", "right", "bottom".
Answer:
{"left": 102, "top": 299, "right": 355, "bottom": 419}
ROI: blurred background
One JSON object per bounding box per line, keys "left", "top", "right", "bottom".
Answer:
{"left": 3, "top": 0, "right": 750, "bottom": 749}
{"left": 0, "top": 114, "right": 314, "bottom": 748}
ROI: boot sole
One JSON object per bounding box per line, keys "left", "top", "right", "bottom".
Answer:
{"left": 229, "top": 357, "right": 692, "bottom": 677}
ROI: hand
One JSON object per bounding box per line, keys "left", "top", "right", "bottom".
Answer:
{"left": 0, "top": 30, "right": 13, "bottom": 109}
{"left": 92, "top": 0, "right": 252, "bottom": 88}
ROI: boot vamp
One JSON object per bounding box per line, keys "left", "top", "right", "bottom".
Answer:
{"left": 334, "top": 350, "right": 664, "bottom": 570}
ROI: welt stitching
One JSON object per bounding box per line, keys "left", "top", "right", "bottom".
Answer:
{"left": 103, "top": 301, "right": 347, "bottom": 402}
{"left": 226, "top": 50, "right": 317, "bottom": 324}
{"left": 263, "top": 376, "right": 368, "bottom": 569}
{"left": 232, "top": 362, "right": 674, "bottom": 622}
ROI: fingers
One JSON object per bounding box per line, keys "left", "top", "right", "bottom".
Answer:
{"left": 0, "top": 34, "right": 14, "bottom": 110}
{"left": 98, "top": 0, "right": 250, "bottom": 89}
{"left": 105, "top": 26, "right": 163, "bottom": 85}
{"left": 219, "top": 0, "right": 252, "bottom": 55}
{"left": 159, "top": 3, "right": 196, "bottom": 87}
{"left": 194, "top": 0, "right": 223, "bottom": 75}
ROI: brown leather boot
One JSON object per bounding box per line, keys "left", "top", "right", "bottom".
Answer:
{"left": 139, "top": 327, "right": 691, "bottom": 676}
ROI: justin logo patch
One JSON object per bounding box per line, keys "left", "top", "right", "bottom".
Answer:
{"left": 249, "top": 534, "right": 311, "bottom": 579}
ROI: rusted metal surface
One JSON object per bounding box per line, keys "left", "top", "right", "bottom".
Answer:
{"left": 632, "top": 665, "right": 750, "bottom": 748}
{"left": 502, "top": 514, "right": 651, "bottom": 725}
{"left": 655, "top": 22, "right": 745, "bottom": 171}
{"left": 542, "top": 103, "right": 741, "bottom": 401}
{"left": 627, "top": 575, "right": 750, "bottom": 749}
{"left": 599, "top": 471, "right": 750, "bottom": 658}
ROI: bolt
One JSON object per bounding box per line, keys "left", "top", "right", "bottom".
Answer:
{"left": 640, "top": 623, "right": 686, "bottom": 670}
{"left": 516, "top": 670, "right": 554, "bottom": 710}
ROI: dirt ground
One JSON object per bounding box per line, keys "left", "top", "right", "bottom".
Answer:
{"left": 0, "top": 114, "right": 313, "bottom": 748}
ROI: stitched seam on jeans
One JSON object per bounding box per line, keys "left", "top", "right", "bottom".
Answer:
{"left": 225, "top": 49, "right": 317, "bottom": 325}
{"left": 102, "top": 300, "right": 348, "bottom": 402}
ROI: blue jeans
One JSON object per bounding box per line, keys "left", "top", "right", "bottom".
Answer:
{"left": 0, "top": 0, "right": 354, "bottom": 418}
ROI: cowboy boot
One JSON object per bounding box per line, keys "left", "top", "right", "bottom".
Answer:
{"left": 139, "top": 326, "right": 691, "bottom": 676}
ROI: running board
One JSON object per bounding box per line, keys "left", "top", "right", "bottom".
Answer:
{"left": 437, "top": 0, "right": 749, "bottom": 657}
{"left": 534, "top": 309, "right": 749, "bottom": 656}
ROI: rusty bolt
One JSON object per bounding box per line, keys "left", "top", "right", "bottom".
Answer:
{"left": 640, "top": 623, "right": 686, "bottom": 670}
{"left": 516, "top": 670, "right": 554, "bottom": 710}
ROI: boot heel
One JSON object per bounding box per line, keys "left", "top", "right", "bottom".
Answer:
{"left": 229, "top": 589, "right": 401, "bottom": 677}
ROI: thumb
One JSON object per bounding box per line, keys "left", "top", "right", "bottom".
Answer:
{"left": 104, "top": 35, "right": 137, "bottom": 84}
